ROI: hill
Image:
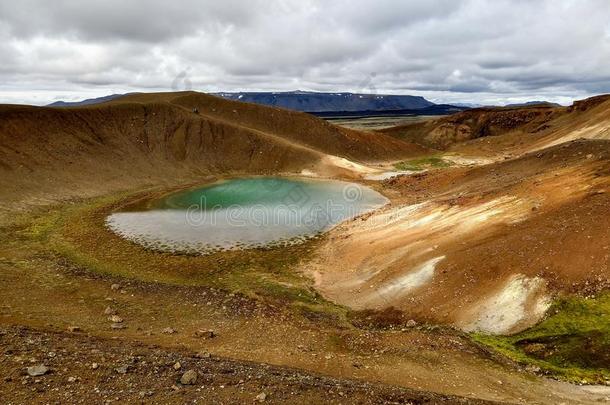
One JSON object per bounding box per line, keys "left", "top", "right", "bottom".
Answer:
{"left": 310, "top": 138, "right": 609, "bottom": 333}
{"left": 378, "top": 95, "right": 610, "bottom": 152}
{"left": 0, "top": 91, "right": 424, "bottom": 209}
{"left": 503, "top": 101, "right": 562, "bottom": 108}
{"left": 47, "top": 93, "right": 131, "bottom": 107}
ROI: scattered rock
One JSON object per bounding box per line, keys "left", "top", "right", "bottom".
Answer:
{"left": 67, "top": 376, "right": 77, "bottom": 383}
{"left": 180, "top": 370, "right": 197, "bottom": 385}
{"left": 91, "top": 363, "right": 99, "bottom": 370}
{"left": 525, "top": 364, "right": 541, "bottom": 373}
{"left": 522, "top": 343, "right": 546, "bottom": 355}
{"left": 138, "top": 390, "right": 154, "bottom": 398}
{"left": 110, "top": 284, "right": 121, "bottom": 291}
{"left": 406, "top": 319, "right": 417, "bottom": 328}
{"left": 108, "top": 315, "right": 123, "bottom": 323}
{"left": 111, "top": 323, "right": 127, "bottom": 330}
{"left": 27, "top": 365, "right": 49, "bottom": 377}
{"left": 173, "top": 362, "right": 181, "bottom": 370}
{"left": 115, "top": 365, "right": 129, "bottom": 374}
{"left": 194, "top": 351, "right": 211, "bottom": 359}
{"left": 255, "top": 392, "right": 267, "bottom": 402}
{"left": 194, "top": 329, "right": 215, "bottom": 339}
{"left": 103, "top": 306, "right": 117, "bottom": 316}
{"left": 67, "top": 326, "right": 81, "bottom": 333}
{"left": 162, "top": 327, "right": 177, "bottom": 335}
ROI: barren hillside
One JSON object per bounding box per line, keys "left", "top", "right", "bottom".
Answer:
{"left": 379, "top": 95, "right": 610, "bottom": 154}
{"left": 0, "top": 91, "right": 425, "bottom": 210}
{"left": 307, "top": 139, "right": 610, "bottom": 334}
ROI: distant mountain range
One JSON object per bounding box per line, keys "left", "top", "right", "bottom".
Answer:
{"left": 503, "top": 101, "right": 562, "bottom": 108}
{"left": 46, "top": 92, "right": 564, "bottom": 116}
{"left": 46, "top": 90, "right": 472, "bottom": 116}
{"left": 451, "top": 102, "right": 484, "bottom": 108}
{"left": 212, "top": 90, "right": 434, "bottom": 112}
{"left": 48, "top": 93, "right": 130, "bottom": 107}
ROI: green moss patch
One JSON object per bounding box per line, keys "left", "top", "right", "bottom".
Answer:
{"left": 472, "top": 293, "right": 610, "bottom": 384}
{"left": 14, "top": 190, "right": 347, "bottom": 321}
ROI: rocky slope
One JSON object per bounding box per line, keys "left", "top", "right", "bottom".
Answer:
{"left": 306, "top": 139, "right": 610, "bottom": 334}
{"left": 379, "top": 105, "right": 563, "bottom": 150}
{"left": 378, "top": 95, "right": 610, "bottom": 152}
{"left": 2, "top": 326, "right": 495, "bottom": 404}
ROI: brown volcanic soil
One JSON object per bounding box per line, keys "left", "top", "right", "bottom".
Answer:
{"left": 1, "top": 326, "right": 496, "bottom": 405}
{"left": 378, "top": 105, "right": 563, "bottom": 150}
{"left": 379, "top": 95, "right": 610, "bottom": 156}
{"left": 306, "top": 139, "right": 610, "bottom": 333}
{"left": 0, "top": 237, "right": 599, "bottom": 404}
{"left": 1, "top": 92, "right": 610, "bottom": 404}
{"left": 0, "top": 91, "right": 425, "bottom": 211}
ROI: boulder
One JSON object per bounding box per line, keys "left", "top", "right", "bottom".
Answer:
{"left": 180, "top": 370, "right": 197, "bottom": 385}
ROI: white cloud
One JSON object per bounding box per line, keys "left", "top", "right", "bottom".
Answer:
{"left": 0, "top": 0, "right": 609, "bottom": 105}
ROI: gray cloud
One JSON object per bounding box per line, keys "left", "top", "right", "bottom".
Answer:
{"left": 1, "top": 0, "right": 609, "bottom": 105}
{"left": 0, "top": 1, "right": 264, "bottom": 41}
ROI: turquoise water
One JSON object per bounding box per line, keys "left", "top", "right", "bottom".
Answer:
{"left": 106, "top": 177, "right": 387, "bottom": 254}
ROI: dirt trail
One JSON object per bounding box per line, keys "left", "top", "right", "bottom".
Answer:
{"left": 1, "top": 326, "right": 502, "bottom": 404}
{"left": 0, "top": 255, "right": 605, "bottom": 404}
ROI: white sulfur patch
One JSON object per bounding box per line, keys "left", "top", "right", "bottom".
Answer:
{"left": 299, "top": 169, "right": 318, "bottom": 177}
{"left": 364, "top": 171, "right": 415, "bottom": 180}
{"left": 376, "top": 256, "right": 446, "bottom": 300}
{"left": 359, "top": 202, "right": 429, "bottom": 231}
{"left": 359, "top": 196, "right": 530, "bottom": 235}
{"left": 443, "top": 155, "right": 496, "bottom": 166}
{"left": 324, "top": 155, "right": 377, "bottom": 174}
{"left": 462, "top": 274, "right": 550, "bottom": 335}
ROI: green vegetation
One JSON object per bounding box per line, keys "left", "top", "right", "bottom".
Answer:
{"left": 472, "top": 293, "right": 610, "bottom": 384}
{"left": 393, "top": 155, "right": 452, "bottom": 171}
{"left": 14, "top": 190, "right": 347, "bottom": 321}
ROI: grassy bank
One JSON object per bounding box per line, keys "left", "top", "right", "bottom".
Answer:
{"left": 14, "top": 190, "right": 346, "bottom": 321}
{"left": 394, "top": 155, "right": 452, "bottom": 171}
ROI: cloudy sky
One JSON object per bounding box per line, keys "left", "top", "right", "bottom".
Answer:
{"left": 1, "top": 0, "right": 610, "bottom": 106}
